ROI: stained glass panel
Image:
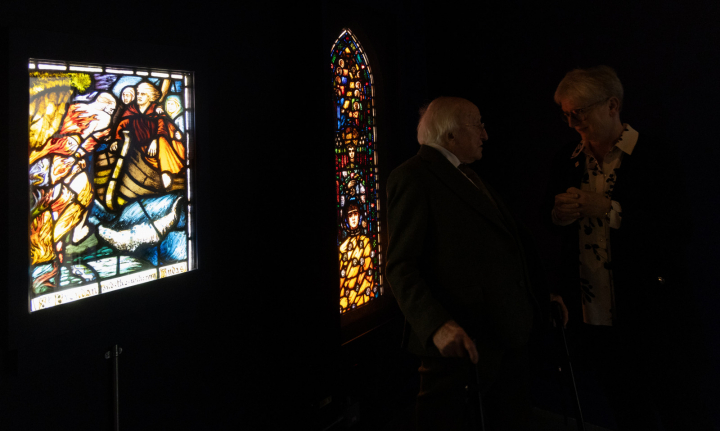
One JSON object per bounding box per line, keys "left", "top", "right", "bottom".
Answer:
{"left": 331, "top": 30, "right": 383, "bottom": 314}
{"left": 28, "top": 60, "right": 196, "bottom": 312}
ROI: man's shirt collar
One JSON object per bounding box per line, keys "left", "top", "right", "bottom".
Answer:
{"left": 422, "top": 142, "right": 462, "bottom": 167}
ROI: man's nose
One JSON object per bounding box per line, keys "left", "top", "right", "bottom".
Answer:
{"left": 567, "top": 115, "right": 580, "bottom": 127}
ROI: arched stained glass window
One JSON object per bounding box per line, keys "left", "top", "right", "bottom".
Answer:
{"left": 331, "top": 29, "right": 383, "bottom": 314}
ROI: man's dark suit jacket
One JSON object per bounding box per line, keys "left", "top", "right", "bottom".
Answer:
{"left": 386, "top": 145, "right": 539, "bottom": 376}
{"left": 545, "top": 135, "right": 689, "bottom": 327}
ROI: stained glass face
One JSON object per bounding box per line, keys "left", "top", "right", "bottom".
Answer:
{"left": 28, "top": 60, "right": 196, "bottom": 312}
{"left": 331, "top": 30, "right": 383, "bottom": 314}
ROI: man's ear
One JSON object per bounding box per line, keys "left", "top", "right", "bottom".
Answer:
{"left": 608, "top": 97, "right": 621, "bottom": 115}
{"left": 447, "top": 132, "right": 454, "bottom": 140}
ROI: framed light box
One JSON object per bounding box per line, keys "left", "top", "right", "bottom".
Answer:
{"left": 27, "top": 59, "right": 197, "bottom": 312}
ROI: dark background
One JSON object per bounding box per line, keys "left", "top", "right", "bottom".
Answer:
{"left": 2, "top": 1, "right": 718, "bottom": 429}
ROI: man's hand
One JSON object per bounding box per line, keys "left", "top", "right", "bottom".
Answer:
{"left": 110, "top": 141, "right": 118, "bottom": 152}
{"left": 554, "top": 187, "right": 611, "bottom": 220}
{"left": 432, "top": 320, "right": 478, "bottom": 364}
{"left": 549, "top": 293, "right": 569, "bottom": 328}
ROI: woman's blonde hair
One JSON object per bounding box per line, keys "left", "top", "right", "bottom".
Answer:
{"left": 554, "top": 65, "right": 624, "bottom": 111}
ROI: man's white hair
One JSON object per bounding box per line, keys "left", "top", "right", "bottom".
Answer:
{"left": 417, "top": 97, "right": 472, "bottom": 147}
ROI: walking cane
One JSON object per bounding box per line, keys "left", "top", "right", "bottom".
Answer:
{"left": 470, "top": 338, "right": 486, "bottom": 431}
{"left": 551, "top": 302, "right": 586, "bottom": 431}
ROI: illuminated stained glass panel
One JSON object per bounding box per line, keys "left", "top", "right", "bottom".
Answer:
{"left": 331, "top": 29, "right": 383, "bottom": 314}
{"left": 28, "top": 60, "right": 196, "bottom": 312}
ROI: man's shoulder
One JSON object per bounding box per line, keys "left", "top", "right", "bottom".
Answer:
{"left": 388, "top": 150, "right": 432, "bottom": 181}
{"left": 392, "top": 152, "right": 425, "bottom": 171}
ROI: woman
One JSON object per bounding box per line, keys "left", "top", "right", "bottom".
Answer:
{"left": 164, "top": 94, "right": 185, "bottom": 133}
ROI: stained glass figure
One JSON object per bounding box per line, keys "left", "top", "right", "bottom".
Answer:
{"left": 28, "top": 60, "right": 196, "bottom": 312}
{"left": 331, "top": 29, "right": 382, "bottom": 314}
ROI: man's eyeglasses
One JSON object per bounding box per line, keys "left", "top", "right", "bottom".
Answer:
{"left": 463, "top": 123, "right": 486, "bottom": 132}
{"left": 561, "top": 98, "right": 609, "bottom": 123}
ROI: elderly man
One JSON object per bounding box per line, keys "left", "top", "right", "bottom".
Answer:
{"left": 386, "top": 97, "right": 541, "bottom": 430}
{"left": 547, "top": 66, "right": 704, "bottom": 430}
